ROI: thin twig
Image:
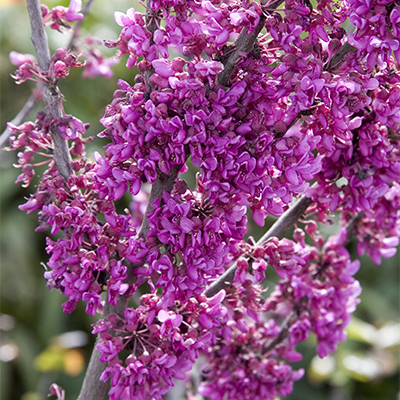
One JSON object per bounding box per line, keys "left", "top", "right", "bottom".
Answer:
{"left": 138, "top": 164, "right": 182, "bottom": 239}
{"left": 262, "top": 310, "right": 295, "bottom": 355}
{"left": 143, "top": 0, "right": 159, "bottom": 94}
{"left": 344, "top": 212, "right": 363, "bottom": 239}
{"left": 204, "top": 195, "right": 313, "bottom": 298}
{"left": 324, "top": 41, "right": 357, "bottom": 71}
{"left": 26, "top": 0, "right": 71, "bottom": 180}
{"left": 217, "top": 0, "right": 285, "bottom": 86}
{"left": 68, "top": 0, "right": 96, "bottom": 50}
{"left": 2, "top": 0, "right": 95, "bottom": 155}
{"left": 0, "top": 93, "right": 38, "bottom": 149}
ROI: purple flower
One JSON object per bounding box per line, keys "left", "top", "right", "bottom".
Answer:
{"left": 98, "top": 337, "right": 123, "bottom": 362}
{"left": 137, "top": 159, "right": 157, "bottom": 184}
{"left": 65, "top": 0, "right": 83, "bottom": 21}
{"left": 82, "top": 292, "right": 102, "bottom": 316}
{"left": 8, "top": 0, "right": 400, "bottom": 398}
{"left": 9, "top": 51, "right": 36, "bottom": 67}
{"left": 82, "top": 49, "right": 119, "bottom": 79}
{"left": 152, "top": 59, "right": 175, "bottom": 77}
{"left": 391, "top": 8, "right": 400, "bottom": 37}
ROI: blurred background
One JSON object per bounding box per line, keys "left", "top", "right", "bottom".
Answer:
{"left": 0, "top": 1, "right": 399, "bottom": 399}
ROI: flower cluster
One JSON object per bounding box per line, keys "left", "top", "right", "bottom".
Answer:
{"left": 346, "top": 0, "right": 400, "bottom": 68}
{"left": 95, "top": 291, "right": 227, "bottom": 400}
{"left": 199, "top": 283, "right": 305, "bottom": 400}
{"left": 7, "top": 111, "right": 88, "bottom": 187}
{"left": 8, "top": 118, "right": 139, "bottom": 315}
{"left": 200, "top": 226, "right": 362, "bottom": 399}
{"left": 263, "top": 228, "right": 362, "bottom": 358}
{"left": 110, "top": 0, "right": 262, "bottom": 66}
{"left": 7, "top": 0, "right": 400, "bottom": 398}
{"left": 41, "top": 0, "right": 83, "bottom": 31}
{"left": 10, "top": 47, "right": 84, "bottom": 85}
{"left": 98, "top": 44, "right": 324, "bottom": 227}
{"left": 200, "top": 346, "right": 304, "bottom": 400}
{"left": 144, "top": 188, "right": 246, "bottom": 306}
{"left": 347, "top": 182, "right": 400, "bottom": 264}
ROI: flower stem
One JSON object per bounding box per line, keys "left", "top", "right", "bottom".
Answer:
{"left": 26, "top": 0, "right": 72, "bottom": 180}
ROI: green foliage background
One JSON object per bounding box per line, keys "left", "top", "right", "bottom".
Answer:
{"left": 0, "top": 1, "right": 399, "bottom": 399}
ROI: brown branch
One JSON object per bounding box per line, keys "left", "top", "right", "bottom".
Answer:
{"left": 27, "top": 0, "right": 51, "bottom": 70}
{"left": 143, "top": 0, "right": 159, "bottom": 94}
{"left": 204, "top": 194, "right": 313, "bottom": 298}
{"left": 26, "top": 0, "right": 72, "bottom": 180}
{"left": 138, "top": 164, "right": 182, "bottom": 239}
{"left": 77, "top": 297, "right": 130, "bottom": 400}
{"left": 324, "top": 41, "right": 357, "bottom": 72}
{"left": 217, "top": 0, "right": 284, "bottom": 87}
{"left": 262, "top": 310, "right": 295, "bottom": 355}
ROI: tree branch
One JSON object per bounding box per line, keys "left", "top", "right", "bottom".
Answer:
{"left": 203, "top": 194, "right": 313, "bottom": 298}
{"left": 344, "top": 212, "right": 364, "bottom": 239}
{"left": 26, "top": 0, "right": 71, "bottom": 180}
{"left": 76, "top": 165, "right": 181, "bottom": 400}
{"left": 2, "top": 0, "right": 95, "bottom": 155}
{"left": 262, "top": 310, "right": 295, "bottom": 355}
{"left": 324, "top": 41, "right": 357, "bottom": 71}
{"left": 27, "top": 0, "right": 51, "bottom": 70}
{"left": 77, "top": 297, "right": 130, "bottom": 400}
{"left": 138, "top": 164, "right": 182, "bottom": 239}
{"left": 217, "top": 0, "right": 284, "bottom": 86}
